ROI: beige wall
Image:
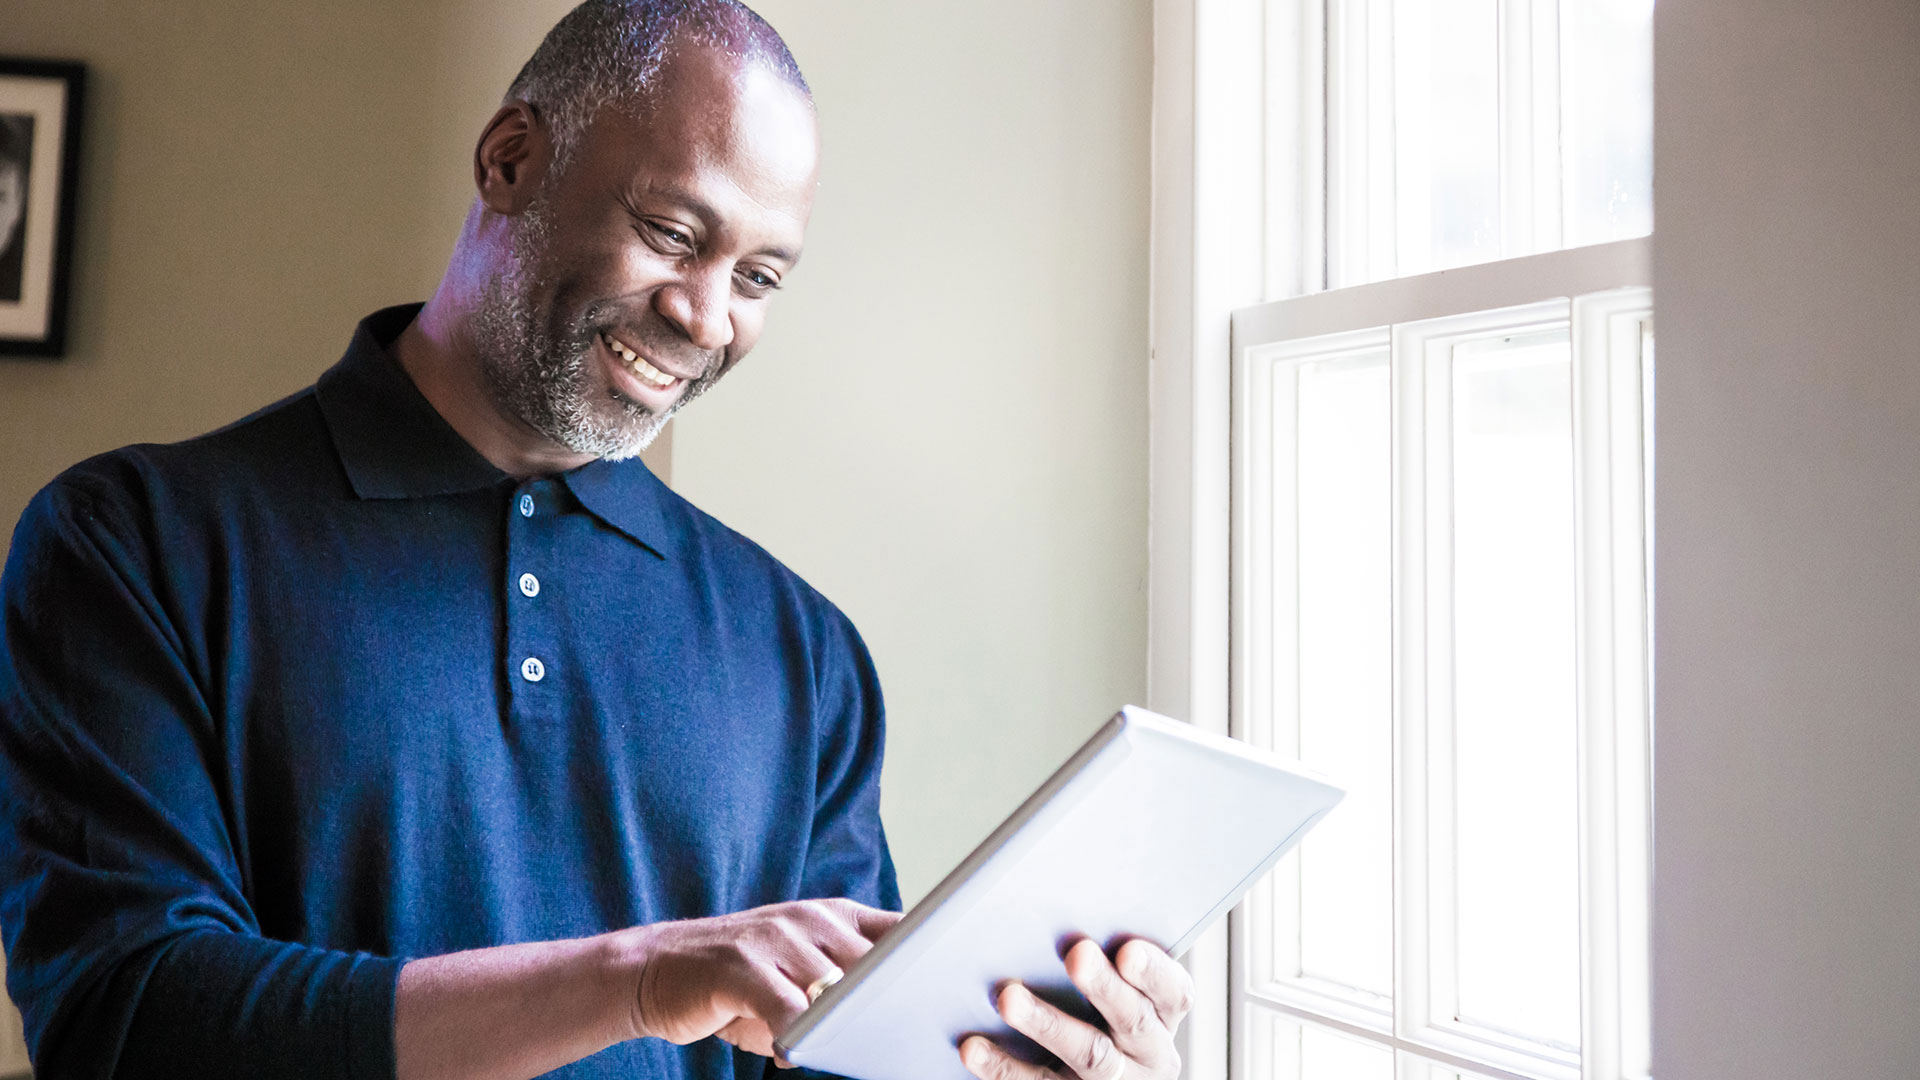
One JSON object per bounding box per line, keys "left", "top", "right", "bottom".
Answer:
{"left": 0, "top": 0, "right": 690, "bottom": 537}
{"left": 671, "top": 0, "right": 1152, "bottom": 905}
{"left": 4, "top": 1, "right": 508, "bottom": 535}
{"left": 1652, "top": 0, "right": 1920, "bottom": 1076}
{"left": 0, "top": 0, "right": 1150, "bottom": 1070}
{"left": 0, "top": 5, "right": 579, "bottom": 1069}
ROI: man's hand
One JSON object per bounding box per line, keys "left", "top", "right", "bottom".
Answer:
{"left": 960, "top": 938, "right": 1194, "bottom": 1080}
{"left": 626, "top": 898, "right": 902, "bottom": 1059}
{"left": 393, "top": 898, "right": 900, "bottom": 1080}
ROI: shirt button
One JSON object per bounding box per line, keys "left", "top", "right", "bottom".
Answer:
{"left": 519, "top": 494, "right": 535, "bottom": 518}
{"left": 519, "top": 573, "right": 540, "bottom": 598}
{"left": 520, "top": 657, "right": 546, "bottom": 683}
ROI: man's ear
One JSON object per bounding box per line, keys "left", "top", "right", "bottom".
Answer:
{"left": 473, "top": 101, "right": 552, "bottom": 215}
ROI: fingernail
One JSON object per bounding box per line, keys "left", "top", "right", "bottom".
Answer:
{"left": 1001, "top": 983, "right": 1031, "bottom": 1017}
{"left": 962, "top": 1038, "right": 988, "bottom": 1067}
{"left": 1121, "top": 945, "right": 1147, "bottom": 980}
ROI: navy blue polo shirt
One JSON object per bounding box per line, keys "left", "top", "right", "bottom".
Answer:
{"left": 0, "top": 305, "right": 900, "bottom": 1079}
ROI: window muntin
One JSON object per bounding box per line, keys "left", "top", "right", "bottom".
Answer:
{"left": 1231, "top": 254, "right": 1653, "bottom": 1080}
{"left": 1230, "top": 0, "right": 1653, "bottom": 1074}
{"left": 1267, "top": 0, "right": 1654, "bottom": 299}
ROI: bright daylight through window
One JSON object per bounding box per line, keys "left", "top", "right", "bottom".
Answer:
{"left": 1229, "top": 2, "right": 1653, "bottom": 1080}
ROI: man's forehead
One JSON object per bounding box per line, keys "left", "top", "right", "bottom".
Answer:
{"left": 595, "top": 108, "right": 816, "bottom": 198}
{"left": 581, "top": 55, "right": 819, "bottom": 226}
{"left": 618, "top": 47, "right": 817, "bottom": 168}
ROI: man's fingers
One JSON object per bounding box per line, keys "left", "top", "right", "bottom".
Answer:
{"left": 960, "top": 1034, "right": 1064, "bottom": 1080}
{"left": 635, "top": 901, "right": 901, "bottom": 1059}
{"left": 823, "top": 897, "right": 903, "bottom": 941}
{"left": 770, "top": 940, "right": 849, "bottom": 1010}
{"left": 798, "top": 910, "right": 879, "bottom": 972}
{"left": 1113, "top": 939, "right": 1194, "bottom": 1030}
{"left": 729, "top": 958, "right": 812, "bottom": 1038}
{"left": 713, "top": 947, "right": 841, "bottom": 1058}
{"left": 997, "top": 982, "right": 1128, "bottom": 1080}
{"left": 762, "top": 900, "right": 885, "bottom": 976}
{"left": 714, "top": 1014, "right": 782, "bottom": 1059}
{"left": 1062, "top": 939, "right": 1166, "bottom": 1057}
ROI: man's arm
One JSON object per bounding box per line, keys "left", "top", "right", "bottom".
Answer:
{"left": 0, "top": 477, "right": 901, "bottom": 1079}
{"left": 394, "top": 897, "right": 898, "bottom": 1080}
{"left": 0, "top": 479, "right": 407, "bottom": 1078}
{"left": 798, "top": 610, "right": 902, "bottom": 912}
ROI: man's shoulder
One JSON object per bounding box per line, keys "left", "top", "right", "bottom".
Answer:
{"left": 22, "top": 386, "right": 338, "bottom": 542}
{"left": 663, "top": 485, "right": 865, "bottom": 642}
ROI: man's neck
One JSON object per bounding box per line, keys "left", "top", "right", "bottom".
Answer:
{"left": 390, "top": 297, "right": 597, "bottom": 480}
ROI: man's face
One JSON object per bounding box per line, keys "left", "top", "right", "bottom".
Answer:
{"left": 474, "top": 47, "right": 819, "bottom": 460}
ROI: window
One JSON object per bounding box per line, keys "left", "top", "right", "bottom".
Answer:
{"left": 1225, "top": 3, "right": 1654, "bottom": 1080}
{"left": 1264, "top": 0, "right": 1654, "bottom": 298}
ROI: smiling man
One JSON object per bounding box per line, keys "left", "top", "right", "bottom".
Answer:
{"left": 0, "top": 3, "right": 1190, "bottom": 1080}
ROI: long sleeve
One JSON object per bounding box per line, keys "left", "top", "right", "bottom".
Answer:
{"left": 798, "top": 613, "right": 901, "bottom": 916}
{"left": 734, "top": 610, "right": 902, "bottom": 1080}
{"left": 0, "top": 477, "right": 403, "bottom": 1079}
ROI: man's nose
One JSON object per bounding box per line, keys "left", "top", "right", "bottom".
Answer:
{"left": 655, "top": 271, "right": 734, "bottom": 354}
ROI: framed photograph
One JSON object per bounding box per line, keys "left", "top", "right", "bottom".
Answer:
{"left": 0, "top": 59, "right": 84, "bottom": 357}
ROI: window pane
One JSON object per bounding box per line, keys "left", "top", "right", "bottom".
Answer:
{"left": 1254, "top": 1010, "right": 1396, "bottom": 1080}
{"left": 1562, "top": 0, "right": 1655, "bottom": 246}
{"left": 1293, "top": 358, "right": 1393, "bottom": 999}
{"left": 1394, "top": 0, "right": 1503, "bottom": 276}
{"left": 1448, "top": 333, "right": 1582, "bottom": 1049}
{"left": 1419, "top": 1063, "right": 1516, "bottom": 1080}
{"left": 1301, "top": 0, "right": 1653, "bottom": 295}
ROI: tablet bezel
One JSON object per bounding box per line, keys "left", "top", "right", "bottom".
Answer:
{"left": 776, "top": 705, "right": 1342, "bottom": 1057}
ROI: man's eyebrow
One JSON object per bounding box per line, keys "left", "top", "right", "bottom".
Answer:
{"left": 637, "top": 183, "right": 802, "bottom": 264}
{"left": 758, "top": 242, "right": 801, "bottom": 265}
{"left": 640, "top": 184, "right": 718, "bottom": 226}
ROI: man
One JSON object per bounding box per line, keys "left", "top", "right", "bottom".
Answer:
{"left": 0, "top": 3, "right": 1192, "bottom": 1078}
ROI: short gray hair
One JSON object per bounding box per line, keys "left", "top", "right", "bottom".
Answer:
{"left": 507, "top": 0, "right": 810, "bottom": 174}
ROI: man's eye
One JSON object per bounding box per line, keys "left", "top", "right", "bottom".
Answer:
{"left": 645, "top": 221, "right": 692, "bottom": 248}
{"left": 738, "top": 268, "right": 781, "bottom": 293}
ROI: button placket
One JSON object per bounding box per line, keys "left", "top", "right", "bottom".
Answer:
{"left": 506, "top": 481, "right": 557, "bottom": 708}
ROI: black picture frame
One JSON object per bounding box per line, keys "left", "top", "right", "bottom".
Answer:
{"left": 0, "top": 58, "right": 85, "bottom": 358}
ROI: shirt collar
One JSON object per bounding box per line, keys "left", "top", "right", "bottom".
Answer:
{"left": 562, "top": 456, "right": 680, "bottom": 562}
{"left": 315, "top": 304, "right": 681, "bottom": 560}
{"left": 316, "top": 304, "right": 507, "bottom": 499}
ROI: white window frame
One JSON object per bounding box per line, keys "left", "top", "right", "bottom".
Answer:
{"left": 1149, "top": 2, "right": 1652, "bottom": 1078}
{"left": 1148, "top": 0, "right": 1267, "bottom": 1073}
{"left": 1259, "top": 0, "right": 1588, "bottom": 299}
{"left": 1230, "top": 242, "right": 1652, "bottom": 1080}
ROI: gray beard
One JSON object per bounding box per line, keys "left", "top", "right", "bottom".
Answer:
{"left": 472, "top": 202, "right": 716, "bottom": 462}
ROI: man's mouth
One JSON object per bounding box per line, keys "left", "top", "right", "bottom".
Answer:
{"left": 600, "top": 331, "right": 683, "bottom": 391}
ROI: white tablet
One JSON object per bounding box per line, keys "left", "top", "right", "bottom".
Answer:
{"left": 776, "top": 705, "right": 1344, "bottom": 1080}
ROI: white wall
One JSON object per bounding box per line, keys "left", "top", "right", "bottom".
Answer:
{"left": 670, "top": 0, "right": 1153, "bottom": 904}
{"left": 1652, "top": 1, "right": 1920, "bottom": 1076}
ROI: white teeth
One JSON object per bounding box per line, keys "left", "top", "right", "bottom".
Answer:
{"left": 604, "top": 334, "right": 675, "bottom": 389}
{"left": 631, "top": 355, "right": 673, "bottom": 388}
